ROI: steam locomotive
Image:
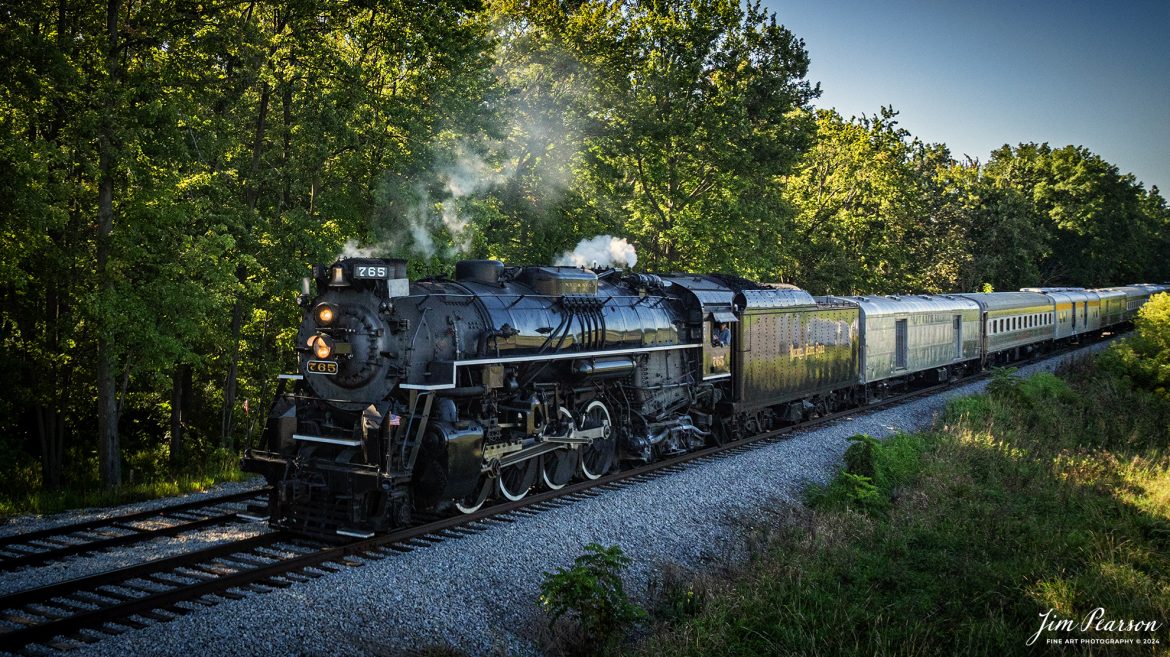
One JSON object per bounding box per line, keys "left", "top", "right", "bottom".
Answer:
{"left": 242, "top": 257, "right": 1166, "bottom": 539}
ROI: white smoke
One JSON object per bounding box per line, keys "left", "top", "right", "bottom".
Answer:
{"left": 443, "top": 143, "right": 497, "bottom": 197}
{"left": 436, "top": 143, "right": 503, "bottom": 252}
{"left": 338, "top": 192, "right": 434, "bottom": 261}
{"left": 407, "top": 185, "right": 437, "bottom": 257}
{"left": 555, "top": 235, "right": 638, "bottom": 269}
{"left": 363, "top": 44, "right": 592, "bottom": 260}
{"left": 339, "top": 239, "right": 378, "bottom": 259}
{"left": 440, "top": 201, "right": 469, "bottom": 252}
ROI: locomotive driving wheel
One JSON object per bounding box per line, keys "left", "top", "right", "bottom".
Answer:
{"left": 455, "top": 476, "right": 492, "bottom": 514}
{"left": 541, "top": 407, "right": 578, "bottom": 490}
{"left": 578, "top": 401, "right": 615, "bottom": 480}
{"left": 541, "top": 450, "right": 577, "bottom": 489}
{"left": 498, "top": 458, "right": 538, "bottom": 501}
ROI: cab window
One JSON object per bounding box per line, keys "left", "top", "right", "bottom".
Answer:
{"left": 711, "top": 320, "right": 732, "bottom": 348}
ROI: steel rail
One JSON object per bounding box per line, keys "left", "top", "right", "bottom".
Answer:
{"left": 0, "top": 488, "right": 269, "bottom": 572}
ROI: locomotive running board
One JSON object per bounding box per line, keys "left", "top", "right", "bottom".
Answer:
{"left": 293, "top": 434, "right": 362, "bottom": 447}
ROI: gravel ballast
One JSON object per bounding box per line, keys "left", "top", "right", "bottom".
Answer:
{"left": 0, "top": 480, "right": 271, "bottom": 598}
{"left": 1, "top": 343, "right": 1111, "bottom": 657}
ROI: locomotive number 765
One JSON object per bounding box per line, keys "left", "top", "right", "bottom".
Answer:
{"left": 354, "top": 265, "right": 388, "bottom": 279}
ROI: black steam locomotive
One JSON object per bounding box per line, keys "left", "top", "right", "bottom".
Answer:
{"left": 242, "top": 258, "right": 859, "bottom": 538}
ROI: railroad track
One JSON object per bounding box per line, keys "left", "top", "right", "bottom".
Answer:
{"left": 0, "top": 340, "right": 1109, "bottom": 653}
{"left": 0, "top": 488, "right": 270, "bottom": 573}
{"left": 0, "top": 377, "right": 971, "bottom": 653}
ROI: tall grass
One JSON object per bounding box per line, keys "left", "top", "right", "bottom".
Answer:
{"left": 634, "top": 359, "right": 1170, "bottom": 656}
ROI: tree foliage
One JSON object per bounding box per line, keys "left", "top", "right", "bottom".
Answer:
{"left": 0, "top": 0, "right": 1166, "bottom": 499}
{"left": 779, "top": 110, "right": 1169, "bottom": 295}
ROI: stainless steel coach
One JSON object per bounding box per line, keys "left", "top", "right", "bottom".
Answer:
{"left": 824, "top": 294, "right": 981, "bottom": 384}
{"left": 1022, "top": 287, "right": 1100, "bottom": 339}
{"left": 954, "top": 291, "right": 1055, "bottom": 362}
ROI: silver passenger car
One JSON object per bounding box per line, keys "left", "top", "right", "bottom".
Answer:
{"left": 1022, "top": 288, "right": 1100, "bottom": 339}
{"left": 953, "top": 292, "right": 1055, "bottom": 359}
{"left": 1116, "top": 286, "right": 1152, "bottom": 321}
{"left": 824, "top": 295, "right": 980, "bottom": 384}
{"left": 1091, "top": 288, "right": 1128, "bottom": 328}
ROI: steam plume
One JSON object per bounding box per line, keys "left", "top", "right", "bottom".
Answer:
{"left": 555, "top": 235, "right": 638, "bottom": 269}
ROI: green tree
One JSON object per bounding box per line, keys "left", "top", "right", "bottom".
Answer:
{"left": 940, "top": 160, "right": 1047, "bottom": 292}
{"left": 588, "top": 0, "right": 817, "bottom": 274}
{"left": 781, "top": 108, "right": 931, "bottom": 294}
{"left": 490, "top": 0, "right": 818, "bottom": 275}
{"left": 0, "top": 0, "right": 500, "bottom": 491}
{"left": 984, "top": 143, "right": 1167, "bottom": 287}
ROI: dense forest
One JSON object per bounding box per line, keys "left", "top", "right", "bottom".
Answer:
{"left": 1, "top": 0, "right": 1168, "bottom": 499}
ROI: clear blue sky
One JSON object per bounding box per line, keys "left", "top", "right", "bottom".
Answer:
{"left": 765, "top": 0, "right": 1170, "bottom": 193}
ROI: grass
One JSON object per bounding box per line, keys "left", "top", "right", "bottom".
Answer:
{"left": 0, "top": 447, "right": 252, "bottom": 518}
{"left": 632, "top": 360, "right": 1170, "bottom": 656}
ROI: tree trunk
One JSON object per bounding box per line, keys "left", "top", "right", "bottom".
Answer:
{"left": 96, "top": 339, "right": 120, "bottom": 487}
{"left": 170, "top": 363, "right": 189, "bottom": 468}
{"left": 36, "top": 406, "right": 63, "bottom": 489}
{"left": 244, "top": 82, "right": 270, "bottom": 212}
{"left": 96, "top": 0, "right": 121, "bottom": 488}
{"left": 220, "top": 284, "right": 244, "bottom": 449}
{"left": 280, "top": 78, "right": 292, "bottom": 212}
{"left": 220, "top": 77, "right": 271, "bottom": 448}
{"left": 96, "top": 160, "right": 119, "bottom": 486}
{"left": 35, "top": 284, "right": 63, "bottom": 488}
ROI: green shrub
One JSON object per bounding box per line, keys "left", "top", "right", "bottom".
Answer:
{"left": 540, "top": 543, "right": 645, "bottom": 647}
{"left": 1101, "top": 292, "right": 1170, "bottom": 398}
{"left": 812, "top": 433, "right": 928, "bottom": 514}
{"left": 1015, "top": 371, "right": 1075, "bottom": 407}
{"left": 838, "top": 471, "right": 880, "bottom": 508}
{"left": 872, "top": 432, "right": 926, "bottom": 491}
{"left": 944, "top": 394, "right": 994, "bottom": 426}
{"left": 985, "top": 366, "right": 1021, "bottom": 399}
{"left": 125, "top": 444, "right": 171, "bottom": 484}
{"left": 843, "top": 434, "right": 879, "bottom": 479}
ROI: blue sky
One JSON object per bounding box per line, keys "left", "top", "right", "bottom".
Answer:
{"left": 765, "top": 0, "right": 1170, "bottom": 193}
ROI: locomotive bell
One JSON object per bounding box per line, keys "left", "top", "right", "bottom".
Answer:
{"left": 329, "top": 265, "right": 351, "bottom": 287}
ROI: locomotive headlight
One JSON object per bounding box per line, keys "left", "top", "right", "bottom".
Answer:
{"left": 310, "top": 334, "right": 334, "bottom": 359}
{"left": 314, "top": 303, "right": 336, "bottom": 326}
